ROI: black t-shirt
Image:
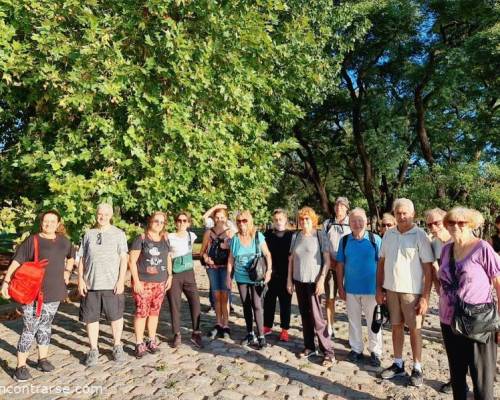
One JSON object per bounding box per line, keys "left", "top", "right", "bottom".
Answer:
{"left": 264, "top": 229, "right": 293, "bottom": 282}
{"left": 492, "top": 234, "right": 500, "bottom": 253}
{"left": 130, "top": 234, "right": 169, "bottom": 282}
{"left": 13, "top": 234, "right": 75, "bottom": 303}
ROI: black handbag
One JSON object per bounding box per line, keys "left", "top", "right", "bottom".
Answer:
{"left": 448, "top": 244, "right": 500, "bottom": 344}
{"left": 248, "top": 232, "right": 267, "bottom": 283}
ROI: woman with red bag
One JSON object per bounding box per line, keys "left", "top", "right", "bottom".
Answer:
{"left": 0, "top": 210, "right": 74, "bottom": 382}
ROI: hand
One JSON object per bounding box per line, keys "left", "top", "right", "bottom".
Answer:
{"left": 64, "top": 270, "right": 71, "bottom": 285}
{"left": 1, "top": 281, "right": 10, "bottom": 299}
{"left": 226, "top": 276, "right": 232, "bottom": 291}
{"left": 375, "top": 288, "right": 385, "bottom": 305}
{"left": 286, "top": 280, "right": 294, "bottom": 295}
{"left": 315, "top": 276, "right": 325, "bottom": 296}
{"left": 204, "top": 255, "right": 215, "bottom": 267}
{"left": 264, "top": 270, "right": 272, "bottom": 284}
{"left": 114, "top": 280, "right": 125, "bottom": 295}
{"left": 133, "top": 280, "right": 144, "bottom": 294}
{"left": 165, "top": 276, "right": 173, "bottom": 292}
{"left": 338, "top": 286, "right": 346, "bottom": 301}
{"left": 415, "top": 296, "right": 428, "bottom": 316}
{"left": 78, "top": 278, "right": 88, "bottom": 297}
{"left": 495, "top": 331, "right": 500, "bottom": 345}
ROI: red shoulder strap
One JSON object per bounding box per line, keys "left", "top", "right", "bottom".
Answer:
{"left": 34, "top": 234, "right": 39, "bottom": 263}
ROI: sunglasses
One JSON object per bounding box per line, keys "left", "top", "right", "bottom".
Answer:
{"left": 446, "top": 220, "right": 468, "bottom": 227}
{"left": 380, "top": 223, "right": 393, "bottom": 228}
{"left": 152, "top": 219, "right": 165, "bottom": 224}
{"left": 236, "top": 219, "right": 248, "bottom": 224}
{"left": 426, "top": 220, "right": 442, "bottom": 228}
{"left": 96, "top": 232, "right": 102, "bottom": 245}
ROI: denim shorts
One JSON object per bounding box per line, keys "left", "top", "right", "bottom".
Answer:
{"left": 207, "top": 267, "right": 229, "bottom": 292}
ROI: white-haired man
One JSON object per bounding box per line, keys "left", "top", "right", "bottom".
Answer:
{"left": 376, "top": 198, "right": 434, "bottom": 387}
{"left": 336, "top": 208, "right": 383, "bottom": 367}
{"left": 78, "top": 203, "right": 129, "bottom": 366}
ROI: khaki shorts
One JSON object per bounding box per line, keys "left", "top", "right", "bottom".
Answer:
{"left": 386, "top": 290, "right": 422, "bottom": 329}
{"left": 324, "top": 268, "right": 337, "bottom": 300}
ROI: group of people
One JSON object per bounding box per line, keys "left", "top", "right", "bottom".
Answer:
{"left": 1, "top": 199, "right": 499, "bottom": 400}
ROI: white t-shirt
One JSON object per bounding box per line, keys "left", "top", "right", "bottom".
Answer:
{"left": 380, "top": 225, "right": 434, "bottom": 294}
{"left": 167, "top": 232, "right": 197, "bottom": 258}
{"left": 323, "top": 216, "right": 349, "bottom": 258}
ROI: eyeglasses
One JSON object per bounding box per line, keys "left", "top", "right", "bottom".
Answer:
{"left": 426, "top": 220, "right": 442, "bottom": 228}
{"left": 380, "top": 223, "right": 393, "bottom": 228}
{"left": 152, "top": 220, "right": 165, "bottom": 224}
{"left": 236, "top": 219, "right": 248, "bottom": 224}
{"left": 96, "top": 232, "right": 102, "bottom": 245}
{"left": 446, "top": 220, "right": 468, "bottom": 227}
{"left": 176, "top": 218, "right": 188, "bottom": 223}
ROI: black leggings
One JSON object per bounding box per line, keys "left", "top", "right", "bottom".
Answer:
{"left": 237, "top": 283, "right": 265, "bottom": 337}
{"left": 441, "top": 323, "right": 496, "bottom": 400}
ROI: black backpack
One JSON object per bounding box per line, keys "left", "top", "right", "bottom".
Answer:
{"left": 340, "top": 231, "right": 379, "bottom": 261}
{"left": 207, "top": 228, "right": 230, "bottom": 265}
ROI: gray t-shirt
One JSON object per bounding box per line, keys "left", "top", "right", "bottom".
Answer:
{"left": 323, "top": 217, "right": 351, "bottom": 258}
{"left": 290, "top": 230, "right": 329, "bottom": 283}
{"left": 79, "top": 226, "right": 128, "bottom": 290}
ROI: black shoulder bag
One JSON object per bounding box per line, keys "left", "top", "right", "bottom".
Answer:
{"left": 449, "top": 243, "right": 500, "bottom": 344}
{"left": 248, "top": 232, "right": 267, "bottom": 283}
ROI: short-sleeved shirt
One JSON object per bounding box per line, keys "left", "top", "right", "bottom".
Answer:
{"left": 130, "top": 234, "right": 169, "bottom": 282}
{"left": 264, "top": 230, "right": 293, "bottom": 281}
{"left": 380, "top": 225, "right": 434, "bottom": 294}
{"left": 13, "top": 234, "right": 75, "bottom": 303}
{"left": 290, "top": 230, "right": 329, "bottom": 283}
{"left": 336, "top": 232, "right": 382, "bottom": 295}
{"left": 167, "top": 232, "right": 197, "bottom": 259}
{"left": 323, "top": 217, "right": 350, "bottom": 258}
{"left": 439, "top": 240, "right": 500, "bottom": 325}
{"left": 231, "top": 232, "right": 265, "bottom": 284}
{"left": 79, "top": 226, "right": 128, "bottom": 290}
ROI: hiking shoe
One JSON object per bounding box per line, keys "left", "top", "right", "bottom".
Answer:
{"left": 208, "top": 325, "right": 222, "bottom": 340}
{"left": 37, "top": 358, "right": 55, "bottom": 372}
{"left": 439, "top": 381, "right": 452, "bottom": 394}
{"left": 322, "top": 355, "right": 335, "bottom": 367}
{"left": 346, "top": 350, "right": 364, "bottom": 363}
{"left": 84, "top": 349, "right": 99, "bottom": 367}
{"left": 263, "top": 326, "right": 272, "bottom": 336}
{"left": 112, "top": 345, "right": 126, "bottom": 363}
{"left": 257, "top": 336, "right": 267, "bottom": 349}
{"left": 278, "top": 329, "right": 289, "bottom": 342}
{"left": 13, "top": 366, "right": 32, "bottom": 382}
{"left": 135, "top": 342, "right": 148, "bottom": 359}
{"left": 380, "top": 362, "right": 405, "bottom": 379}
{"left": 222, "top": 327, "right": 231, "bottom": 339}
{"left": 171, "top": 333, "right": 181, "bottom": 348}
{"left": 190, "top": 332, "right": 204, "bottom": 349}
{"left": 369, "top": 352, "right": 381, "bottom": 367}
{"left": 297, "top": 348, "right": 317, "bottom": 359}
{"left": 409, "top": 368, "right": 424, "bottom": 387}
{"left": 241, "top": 332, "right": 257, "bottom": 346}
{"left": 146, "top": 338, "right": 160, "bottom": 354}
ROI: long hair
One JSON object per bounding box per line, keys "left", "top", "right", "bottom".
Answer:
{"left": 236, "top": 210, "right": 256, "bottom": 237}
{"left": 146, "top": 211, "right": 168, "bottom": 235}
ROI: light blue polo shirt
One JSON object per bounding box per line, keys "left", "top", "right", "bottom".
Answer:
{"left": 336, "top": 232, "right": 382, "bottom": 295}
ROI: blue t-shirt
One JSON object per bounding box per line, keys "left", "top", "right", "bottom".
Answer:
{"left": 336, "top": 232, "right": 382, "bottom": 295}
{"left": 231, "top": 232, "right": 265, "bottom": 284}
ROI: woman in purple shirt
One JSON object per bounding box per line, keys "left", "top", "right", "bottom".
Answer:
{"left": 439, "top": 207, "right": 500, "bottom": 400}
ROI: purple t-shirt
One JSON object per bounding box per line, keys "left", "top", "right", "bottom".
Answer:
{"left": 438, "top": 240, "right": 500, "bottom": 325}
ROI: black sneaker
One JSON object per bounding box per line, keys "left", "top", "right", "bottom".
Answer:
{"left": 380, "top": 362, "right": 405, "bottom": 379}
{"left": 346, "top": 350, "right": 364, "bottom": 363}
{"left": 240, "top": 332, "right": 257, "bottom": 346}
{"left": 409, "top": 368, "right": 423, "bottom": 387}
{"left": 369, "top": 352, "right": 381, "bottom": 367}
{"left": 439, "top": 381, "right": 452, "bottom": 394}
{"left": 37, "top": 358, "right": 55, "bottom": 372}
{"left": 222, "top": 327, "right": 231, "bottom": 339}
{"left": 13, "top": 366, "right": 32, "bottom": 382}
{"left": 257, "top": 336, "right": 267, "bottom": 349}
{"left": 208, "top": 325, "right": 222, "bottom": 340}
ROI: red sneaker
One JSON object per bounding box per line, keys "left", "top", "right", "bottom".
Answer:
{"left": 279, "top": 329, "right": 289, "bottom": 342}
{"left": 263, "top": 326, "right": 272, "bottom": 336}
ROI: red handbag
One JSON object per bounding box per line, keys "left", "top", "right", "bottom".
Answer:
{"left": 8, "top": 235, "right": 49, "bottom": 316}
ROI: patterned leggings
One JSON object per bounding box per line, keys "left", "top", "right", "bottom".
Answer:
{"left": 17, "top": 301, "right": 60, "bottom": 353}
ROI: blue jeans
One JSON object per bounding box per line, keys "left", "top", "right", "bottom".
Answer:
{"left": 207, "top": 267, "right": 229, "bottom": 292}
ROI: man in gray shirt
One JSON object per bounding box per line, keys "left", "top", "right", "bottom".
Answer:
{"left": 78, "top": 203, "right": 128, "bottom": 366}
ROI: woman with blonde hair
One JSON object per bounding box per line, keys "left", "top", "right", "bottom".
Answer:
{"left": 287, "top": 207, "right": 335, "bottom": 366}
{"left": 439, "top": 207, "right": 500, "bottom": 400}
{"left": 227, "top": 210, "right": 272, "bottom": 349}
{"left": 129, "top": 211, "right": 172, "bottom": 358}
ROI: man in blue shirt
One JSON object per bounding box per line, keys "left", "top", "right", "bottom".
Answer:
{"left": 336, "top": 207, "right": 383, "bottom": 367}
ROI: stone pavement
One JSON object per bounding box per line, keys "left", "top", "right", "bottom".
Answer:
{"left": 0, "top": 263, "right": 498, "bottom": 399}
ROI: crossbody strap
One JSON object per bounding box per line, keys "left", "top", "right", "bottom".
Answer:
{"left": 34, "top": 234, "right": 39, "bottom": 263}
